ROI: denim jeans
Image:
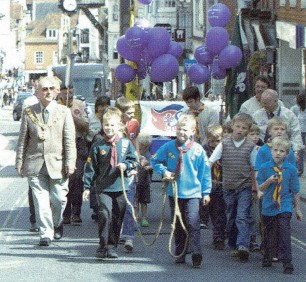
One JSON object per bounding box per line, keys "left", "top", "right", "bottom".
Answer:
{"left": 121, "top": 176, "right": 136, "bottom": 240}
{"left": 169, "top": 197, "right": 202, "bottom": 256}
{"left": 262, "top": 212, "right": 292, "bottom": 263}
{"left": 223, "top": 187, "right": 252, "bottom": 249}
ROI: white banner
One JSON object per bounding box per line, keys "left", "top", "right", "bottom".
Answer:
{"left": 140, "top": 101, "right": 188, "bottom": 136}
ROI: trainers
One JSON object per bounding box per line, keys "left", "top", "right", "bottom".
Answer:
{"left": 262, "top": 258, "right": 272, "bottom": 267}
{"left": 250, "top": 241, "right": 260, "bottom": 252}
{"left": 96, "top": 246, "right": 107, "bottom": 259}
{"left": 238, "top": 246, "right": 249, "bottom": 262}
{"left": 230, "top": 250, "right": 239, "bottom": 257}
{"left": 54, "top": 224, "right": 63, "bottom": 240}
{"left": 124, "top": 239, "right": 134, "bottom": 253}
{"left": 141, "top": 219, "right": 150, "bottom": 227}
{"left": 71, "top": 215, "right": 82, "bottom": 225}
{"left": 107, "top": 247, "right": 118, "bottom": 258}
{"left": 283, "top": 262, "right": 294, "bottom": 274}
{"left": 62, "top": 217, "right": 71, "bottom": 225}
{"left": 192, "top": 253, "right": 203, "bottom": 268}
{"left": 29, "top": 223, "right": 39, "bottom": 232}
{"left": 200, "top": 223, "right": 208, "bottom": 229}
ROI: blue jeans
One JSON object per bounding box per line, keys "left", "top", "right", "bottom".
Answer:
{"left": 169, "top": 197, "right": 202, "bottom": 256}
{"left": 223, "top": 187, "right": 252, "bottom": 249}
{"left": 121, "top": 177, "right": 136, "bottom": 240}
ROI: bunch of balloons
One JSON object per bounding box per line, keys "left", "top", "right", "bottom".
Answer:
{"left": 188, "top": 3, "right": 243, "bottom": 84}
{"left": 115, "top": 23, "right": 183, "bottom": 83}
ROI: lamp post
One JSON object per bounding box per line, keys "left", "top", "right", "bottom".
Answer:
{"left": 176, "top": 0, "right": 191, "bottom": 92}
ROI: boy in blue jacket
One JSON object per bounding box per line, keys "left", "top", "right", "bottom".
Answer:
{"left": 83, "top": 110, "right": 138, "bottom": 259}
{"left": 151, "top": 114, "right": 211, "bottom": 268}
{"left": 257, "top": 137, "right": 302, "bottom": 274}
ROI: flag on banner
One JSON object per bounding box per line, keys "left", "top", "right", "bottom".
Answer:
{"left": 140, "top": 101, "right": 188, "bottom": 136}
{"left": 225, "top": 13, "right": 250, "bottom": 117}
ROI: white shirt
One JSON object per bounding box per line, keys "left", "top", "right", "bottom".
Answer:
{"left": 239, "top": 96, "right": 285, "bottom": 116}
{"left": 252, "top": 106, "right": 304, "bottom": 151}
{"left": 290, "top": 104, "right": 306, "bottom": 133}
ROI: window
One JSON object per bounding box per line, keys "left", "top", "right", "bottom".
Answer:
{"left": 82, "top": 47, "right": 89, "bottom": 62}
{"left": 289, "top": 0, "right": 296, "bottom": 7}
{"left": 279, "top": 0, "right": 286, "bottom": 6}
{"left": 81, "top": 28, "right": 89, "bottom": 43}
{"left": 301, "top": 0, "right": 306, "bottom": 8}
{"left": 46, "top": 29, "right": 57, "bottom": 39}
{"left": 35, "top": 51, "right": 43, "bottom": 64}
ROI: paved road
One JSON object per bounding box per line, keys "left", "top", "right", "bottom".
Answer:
{"left": 0, "top": 105, "right": 305, "bottom": 282}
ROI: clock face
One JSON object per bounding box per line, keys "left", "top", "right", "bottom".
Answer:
{"left": 63, "top": 0, "right": 77, "bottom": 12}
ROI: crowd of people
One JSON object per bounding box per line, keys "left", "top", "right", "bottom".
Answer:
{"left": 15, "top": 75, "right": 304, "bottom": 274}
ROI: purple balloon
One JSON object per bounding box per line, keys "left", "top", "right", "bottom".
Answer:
{"left": 205, "top": 27, "right": 229, "bottom": 55}
{"left": 211, "top": 59, "right": 227, "bottom": 80}
{"left": 167, "top": 41, "right": 183, "bottom": 59}
{"left": 116, "top": 36, "right": 142, "bottom": 62}
{"left": 115, "top": 64, "right": 136, "bottom": 84}
{"left": 187, "top": 64, "right": 211, "bottom": 84}
{"left": 138, "top": 48, "right": 153, "bottom": 66}
{"left": 147, "top": 27, "right": 171, "bottom": 59}
{"left": 125, "top": 26, "right": 148, "bottom": 50}
{"left": 208, "top": 3, "right": 231, "bottom": 27}
{"left": 218, "top": 45, "right": 243, "bottom": 69}
{"left": 138, "top": 0, "right": 152, "bottom": 4}
{"left": 194, "top": 45, "right": 214, "bottom": 65}
{"left": 150, "top": 54, "right": 179, "bottom": 82}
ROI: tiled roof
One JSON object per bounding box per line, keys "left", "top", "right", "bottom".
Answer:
{"left": 25, "top": 13, "right": 61, "bottom": 43}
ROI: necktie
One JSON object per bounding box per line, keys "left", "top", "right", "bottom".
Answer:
{"left": 175, "top": 140, "right": 194, "bottom": 180}
{"left": 264, "top": 112, "right": 275, "bottom": 143}
{"left": 42, "top": 108, "right": 49, "bottom": 124}
{"left": 105, "top": 134, "right": 120, "bottom": 168}
{"left": 273, "top": 166, "right": 284, "bottom": 209}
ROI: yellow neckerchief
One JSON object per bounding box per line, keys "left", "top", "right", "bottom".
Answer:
{"left": 273, "top": 166, "right": 284, "bottom": 209}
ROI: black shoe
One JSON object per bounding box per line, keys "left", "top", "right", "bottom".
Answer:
{"left": 214, "top": 241, "right": 225, "bottom": 250}
{"left": 91, "top": 212, "right": 99, "bottom": 221}
{"left": 62, "top": 217, "right": 71, "bottom": 225}
{"left": 96, "top": 246, "right": 108, "bottom": 259}
{"left": 71, "top": 215, "right": 82, "bottom": 226}
{"left": 262, "top": 258, "right": 272, "bottom": 267}
{"left": 54, "top": 224, "right": 63, "bottom": 240}
{"left": 192, "top": 253, "right": 202, "bottom": 268}
{"left": 175, "top": 255, "right": 186, "bottom": 264}
{"left": 39, "top": 238, "right": 51, "bottom": 246}
{"left": 283, "top": 262, "right": 294, "bottom": 274}
{"left": 107, "top": 248, "right": 118, "bottom": 259}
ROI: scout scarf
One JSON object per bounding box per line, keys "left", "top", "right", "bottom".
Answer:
{"left": 105, "top": 134, "right": 120, "bottom": 168}
{"left": 273, "top": 166, "right": 284, "bottom": 209}
{"left": 175, "top": 140, "right": 194, "bottom": 180}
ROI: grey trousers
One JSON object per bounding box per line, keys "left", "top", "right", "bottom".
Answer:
{"left": 28, "top": 164, "right": 68, "bottom": 240}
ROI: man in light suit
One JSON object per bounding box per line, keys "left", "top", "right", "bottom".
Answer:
{"left": 16, "top": 76, "right": 76, "bottom": 246}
